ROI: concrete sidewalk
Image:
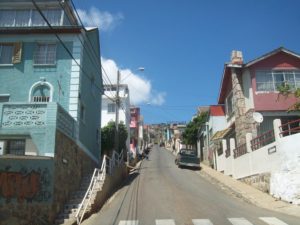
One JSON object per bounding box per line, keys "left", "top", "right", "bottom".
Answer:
{"left": 165, "top": 146, "right": 300, "bottom": 218}
{"left": 198, "top": 163, "right": 300, "bottom": 218}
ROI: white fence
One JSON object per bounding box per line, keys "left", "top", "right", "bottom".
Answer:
{"left": 215, "top": 119, "right": 300, "bottom": 204}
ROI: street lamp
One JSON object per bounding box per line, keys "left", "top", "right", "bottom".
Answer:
{"left": 121, "top": 67, "right": 145, "bottom": 82}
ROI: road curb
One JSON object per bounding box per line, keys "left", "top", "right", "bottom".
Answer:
{"left": 199, "top": 164, "right": 300, "bottom": 218}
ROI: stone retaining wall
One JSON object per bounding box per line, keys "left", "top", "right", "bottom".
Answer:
{"left": 239, "top": 172, "right": 271, "bottom": 193}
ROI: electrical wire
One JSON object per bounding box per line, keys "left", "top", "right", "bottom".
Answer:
{"left": 31, "top": 0, "right": 105, "bottom": 94}
{"left": 56, "top": 0, "right": 116, "bottom": 92}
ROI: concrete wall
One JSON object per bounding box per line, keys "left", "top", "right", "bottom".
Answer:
{"left": 89, "top": 164, "right": 128, "bottom": 216}
{"left": 0, "top": 102, "right": 58, "bottom": 157}
{"left": 270, "top": 133, "right": 300, "bottom": 204}
{"left": 215, "top": 119, "right": 300, "bottom": 204}
{"left": 0, "top": 130, "right": 99, "bottom": 225}
{"left": 78, "top": 29, "right": 102, "bottom": 160}
{"left": 0, "top": 157, "right": 54, "bottom": 225}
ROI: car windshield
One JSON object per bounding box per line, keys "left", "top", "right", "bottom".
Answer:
{"left": 180, "top": 149, "right": 196, "bottom": 155}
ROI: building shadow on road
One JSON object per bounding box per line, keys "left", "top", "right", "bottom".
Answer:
{"left": 178, "top": 166, "right": 202, "bottom": 171}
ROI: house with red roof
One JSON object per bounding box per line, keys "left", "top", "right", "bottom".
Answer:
{"left": 197, "top": 105, "right": 226, "bottom": 166}
{"left": 213, "top": 47, "right": 300, "bottom": 204}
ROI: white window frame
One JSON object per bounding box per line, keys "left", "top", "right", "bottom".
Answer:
{"left": 28, "top": 81, "right": 53, "bottom": 102}
{"left": 256, "top": 70, "right": 300, "bottom": 92}
{"left": 33, "top": 42, "right": 57, "bottom": 66}
{"left": 0, "top": 9, "right": 66, "bottom": 27}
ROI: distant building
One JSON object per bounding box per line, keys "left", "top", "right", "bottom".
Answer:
{"left": 197, "top": 105, "right": 226, "bottom": 166}
{"left": 101, "top": 84, "right": 130, "bottom": 151}
{"left": 0, "top": 0, "right": 102, "bottom": 223}
{"left": 130, "top": 106, "right": 140, "bottom": 156}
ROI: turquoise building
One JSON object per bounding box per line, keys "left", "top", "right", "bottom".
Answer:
{"left": 0, "top": 0, "right": 103, "bottom": 223}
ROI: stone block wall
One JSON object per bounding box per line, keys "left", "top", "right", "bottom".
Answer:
{"left": 0, "top": 157, "right": 54, "bottom": 225}
{"left": 51, "top": 130, "right": 98, "bottom": 223}
{"left": 239, "top": 172, "right": 271, "bottom": 193}
{"left": 0, "top": 130, "right": 99, "bottom": 225}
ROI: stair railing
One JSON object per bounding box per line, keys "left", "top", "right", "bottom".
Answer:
{"left": 75, "top": 150, "right": 125, "bottom": 224}
{"left": 75, "top": 156, "right": 106, "bottom": 224}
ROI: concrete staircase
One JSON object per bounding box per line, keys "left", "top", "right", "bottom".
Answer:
{"left": 54, "top": 173, "right": 104, "bottom": 225}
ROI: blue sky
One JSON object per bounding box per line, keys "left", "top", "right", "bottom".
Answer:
{"left": 73, "top": 0, "right": 300, "bottom": 124}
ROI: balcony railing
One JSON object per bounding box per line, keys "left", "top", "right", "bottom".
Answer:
{"left": 251, "top": 129, "right": 275, "bottom": 151}
{"left": 1, "top": 103, "right": 47, "bottom": 128}
{"left": 279, "top": 119, "right": 300, "bottom": 137}
{"left": 0, "top": 102, "right": 76, "bottom": 139}
{"left": 233, "top": 143, "right": 247, "bottom": 158}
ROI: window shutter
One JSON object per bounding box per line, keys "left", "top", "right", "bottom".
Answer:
{"left": 12, "top": 42, "right": 22, "bottom": 64}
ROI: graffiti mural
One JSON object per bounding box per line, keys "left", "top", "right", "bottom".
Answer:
{"left": 0, "top": 167, "right": 52, "bottom": 203}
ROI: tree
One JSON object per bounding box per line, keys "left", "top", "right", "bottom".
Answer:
{"left": 101, "top": 121, "right": 128, "bottom": 156}
{"left": 182, "top": 112, "right": 208, "bottom": 146}
{"left": 277, "top": 83, "right": 300, "bottom": 112}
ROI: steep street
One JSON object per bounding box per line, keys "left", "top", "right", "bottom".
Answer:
{"left": 82, "top": 145, "right": 299, "bottom": 225}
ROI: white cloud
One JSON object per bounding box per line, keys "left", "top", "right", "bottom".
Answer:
{"left": 101, "top": 58, "right": 166, "bottom": 106}
{"left": 77, "top": 7, "right": 123, "bottom": 31}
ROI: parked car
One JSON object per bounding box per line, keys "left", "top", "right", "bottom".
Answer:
{"left": 159, "top": 142, "right": 165, "bottom": 147}
{"left": 175, "top": 149, "right": 200, "bottom": 169}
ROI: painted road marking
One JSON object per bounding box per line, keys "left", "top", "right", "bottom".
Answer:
{"left": 259, "top": 217, "right": 289, "bottom": 225}
{"left": 192, "top": 219, "right": 214, "bottom": 225}
{"left": 156, "top": 219, "right": 176, "bottom": 225}
{"left": 228, "top": 218, "right": 254, "bottom": 225}
{"left": 119, "top": 220, "right": 139, "bottom": 225}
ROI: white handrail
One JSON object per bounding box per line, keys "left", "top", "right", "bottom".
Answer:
{"left": 75, "top": 156, "right": 106, "bottom": 224}
{"left": 75, "top": 151, "right": 124, "bottom": 224}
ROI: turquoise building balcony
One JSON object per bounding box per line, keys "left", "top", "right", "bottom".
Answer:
{"left": 0, "top": 102, "right": 77, "bottom": 157}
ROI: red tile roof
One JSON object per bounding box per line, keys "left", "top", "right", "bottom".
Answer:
{"left": 210, "top": 105, "right": 225, "bottom": 116}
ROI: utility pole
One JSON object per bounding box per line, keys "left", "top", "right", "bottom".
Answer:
{"left": 115, "top": 70, "right": 120, "bottom": 152}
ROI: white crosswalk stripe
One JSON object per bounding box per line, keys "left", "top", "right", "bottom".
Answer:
{"left": 119, "top": 220, "right": 139, "bottom": 225}
{"left": 228, "top": 218, "right": 254, "bottom": 225}
{"left": 192, "top": 219, "right": 213, "bottom": 225}
{"left": 259, "top": 217, "right": 289, "bottom": 225}
{"left": 156, "top": 219, "right": 176, "bottom": 225}
{"left": 118, "top": 217, "right": 290, "bottom": 225}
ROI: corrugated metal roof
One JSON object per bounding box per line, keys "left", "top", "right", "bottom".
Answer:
{"left": 210, "top": 128, "right": 232, "bottom": 141}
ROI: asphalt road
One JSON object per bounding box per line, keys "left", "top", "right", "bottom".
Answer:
{"left": 82, "top": 145, "right": 300, "bottom": 225}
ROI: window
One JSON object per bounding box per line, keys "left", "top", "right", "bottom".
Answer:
{"left": 33, "top": 43, "right": 57, "bottom": 65}
{"left": 31, "top": 85, "right": 50, "bottom": 102}
{"left": 256, "top": 70, "right": 300, "bottom": 92}
{"left": 0, "top": 9, "right": 66, "bottom": 27}
{"left": 225, "top": 91, "right": 234, "bottom": 116}
{"left": 0, "top": 95, "right": 10, "bottom": 102}
{"left": 6, "top": 139, "right": 25, "bottom": 155}
{"left": 108, "top": 103, "right": 116, "bottom": 113}
{"left": 0, "top": 44, "right": 14, "bottom": 64}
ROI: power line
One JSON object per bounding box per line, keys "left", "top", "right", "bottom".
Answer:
{"left": 68, "top": 0, "right": 115, "bottom": 89}
{"left": 31, "top": 0, "right": 104, "bottom": 94}
{"left": 56, "top": 0, "right": 116, "bottom": 91}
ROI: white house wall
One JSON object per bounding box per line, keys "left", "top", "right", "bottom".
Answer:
{"left": 271, "top": 133, "right": 300, "bottom": 204}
